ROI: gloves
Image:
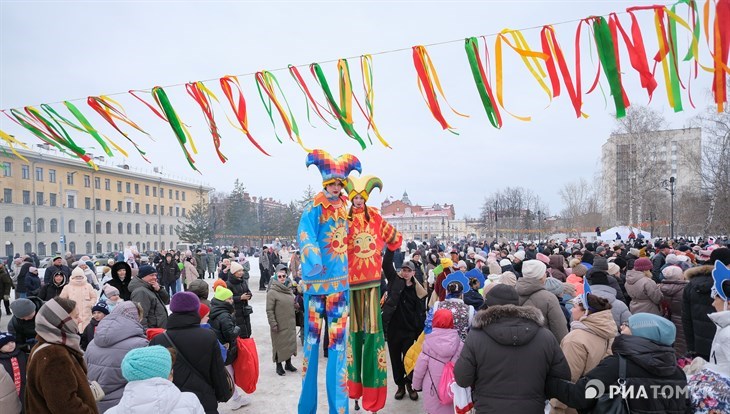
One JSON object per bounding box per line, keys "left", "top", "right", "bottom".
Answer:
{"left": 89, "top": 381, "right": 105, "bottom": 401}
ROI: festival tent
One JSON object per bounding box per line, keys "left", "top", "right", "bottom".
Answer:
{"left": 600, "top": 226, "right": 652, "bottom": 241}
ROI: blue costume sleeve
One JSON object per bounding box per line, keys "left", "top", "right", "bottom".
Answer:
{"left": 298, "top": 201, "right": 323, "bottom": 277}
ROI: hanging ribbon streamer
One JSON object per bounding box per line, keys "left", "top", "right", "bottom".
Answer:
{"left": 186, "top": 81, "right": 227, "bottom": 163}
{"left": 609, "top": 12, "right": 658, "bottom": 100}
{"left": 411, "top": 45, "right": 468, "bottom": 133}
{"left": 540, "top": 26, "right": 588, "bottom": 118}
{"left": 704, "top": 0, "right": 730, "bottom": 111}
{"left": 86, "top": 96, "right": 151, "bottom": 161}
{"left": 150, "top": 86, "right": 198, "bottom": 172}
{"left": 129, "top": 88, "right": 198, "bottom": 157}
{"left": 255, "top": 70, "right": 309, "bottom": 151}
{"left": 359, "top": 55, "right": 391, "bottom": 148}
{"left": 311, "top": 61, "right": 367, "bottom": 149}
{"left": 592, "top": 17, "right": 628, "bottom": 118}
{"left": 39, "top": 103, "right": 125, "bottom": 158}
{"left": 288, "top": 65, "right": 337, "bottom": 129}
{"left": 0, "top": 128, "right": 30, "bottom": 161}
{"left": 495, "top": 29, "right": 551, "bottom": 121}
{"left": 219, "top": 75, "right": 271, "bottom": 156}
{"left": 464, "top": 37, "right": 502, "bottom": 128}
{"left": 604, "top": 17, "right": 632, "bottom": 110}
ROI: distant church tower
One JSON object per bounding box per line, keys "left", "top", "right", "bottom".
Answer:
{"left": 402, "top": 191, "right": 411, "bottom": 205}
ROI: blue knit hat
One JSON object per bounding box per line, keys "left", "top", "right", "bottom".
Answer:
{"left": 628, "top": 313, "right": 676, "bottom": 346}
{"left": 0, "top": 331, "right": 15, "bottom": 348}
{"left": 92, "top": 301, "right": 109, "bottom": 315}
{"left": 121, "top": 346, "right": 172, "bottom": 381}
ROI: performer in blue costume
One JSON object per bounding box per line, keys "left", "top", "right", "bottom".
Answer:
{"left": 298, "top": 149, "right": 361, "bottom": 414}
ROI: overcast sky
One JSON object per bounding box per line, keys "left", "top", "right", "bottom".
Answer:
{"left": 0, "top": 0, "right": 710, "bottom": 217}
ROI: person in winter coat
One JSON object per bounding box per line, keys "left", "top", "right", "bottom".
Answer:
{"left": 548, "top": 255, "right": 568, "bottom": 282}
{"left": 106, "top": 345, "right": 205, "bottom": 414}
{"left": 14, "top": 258, "right": 34, "bottom": 299}
{"left": 607, "top": 260, "right": 631, "bottom": 306}
{"left": 181, "top": 257, "right": 199, "bottom": 290}
{"left": 454, "top": 303, "right": 570, "bottom": 414}
{"left": 430, "top": 275, "right": 475, "bottom": 342}
{"left": 149, "top": 292, "right": 233, "bottom": 414}
{"left": 106, "top": 262, "right": 132, "bottom": 301}
{"left": 412, "top": 309, "right": 463, "bottom": 414}
{"left": 549, "top": 294, "right": 616, "bottom": 414}
{"left": 547, "top": 313, "right": 690, "bottom": 413}
{"left": 516, "top": 260, "right": 569, "bottom": 343}
{"left": 463, "top": 277, "right": 485, "bottom": 310}
{"left": 588, "top": 258, "right": 626, "bottom": 303}
{"left": 0, "top": 263, "right": 12, "bottom": 316}
{"left": 42, "top": 256, "right": 71, "bottom": 286}
{"left": 39, "top": 270, "right": 66, "bottom": 301}
{"left": 24, "top": 267, "right": 41, "bottom": 297}
{"left": 101, "top": 285, "right": 124, "bottom": 313}
{"left": 206, "top": 251, "right": 216, "bottom": 280}
{"left": 129, "top": 265, "right": 170, "bottom": 329}
{"left": 0, "top": 363, "right": 21, "bottom": 414}
{"left": 266, "top": 265, "right": 298, "bottom": 376}
{"left": 76, "top": 261, "right": 100, "bottom": 291}
{"left": 195, "top": 250, "right": 207, "bottom": 279}
{"left": 259, "top": 246, "right": 271, "bottom": 291}
{"left": 157, "top": 253, "right": 180, "bottom": 296}
{"left": 587, "top": 272, "right": 631, "bottom": 331}
{"left": 683, "top": 248, "right": 730, "bottom": 360}
{"left": 24, "top": 297, "right": 98, "bottom": 414}
{"left": 226, "top": 261, "right": 253, "bottom": 339}
{"left": 566, "top": 264, "right": 587, "bottom": 296}
{"left": 288, "top": 251, "right": 301, "bottom": 278}
{"left": 60, "top": 267, "right": 99, "bottom": 331}
{"left": 7, "top": 298, "right": 42, "bottom": 353}
{"left": 659, "top": 266, "right": 689, "bottom": 357}
{"left": 187, "top": 279, "right": 211, "bottom": 308}
{"left": 85, "top": 301, "right": 148, "bottom": 413}
{"left": 625, "top": 257, "right": 663, "bottom": 315}
{"left": 0, "top": 332, "right": 27, "bottom": 413}
{"left": 81, "top": 302, "right": 109, "bottom": 351}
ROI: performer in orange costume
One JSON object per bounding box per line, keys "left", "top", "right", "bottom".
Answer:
{"left": 344, "top": 175, "right": 401, "bottom": 413}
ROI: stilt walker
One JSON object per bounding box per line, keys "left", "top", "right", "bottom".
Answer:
{"left": 344, "top": 175, "right": 401, "bottom": 413}
{"left": 297, "top": 149, "right": 361, "bottom": 414}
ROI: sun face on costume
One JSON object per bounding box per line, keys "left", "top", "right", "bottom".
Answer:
{"left": 324, "top": 222, "right": 348, "bottom": 258}
{"left": 377, "top": 346, "right": 387, "bottom": 372}
{"left": 352, "top": 232, "right": 378, "bottom": 268}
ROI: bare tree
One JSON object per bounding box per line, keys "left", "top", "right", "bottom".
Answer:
{"left": 479, "top": 187, "right": 549, "bottom": 241}
{"left": 559, "top": 177, "right": 603, "bottom": 234}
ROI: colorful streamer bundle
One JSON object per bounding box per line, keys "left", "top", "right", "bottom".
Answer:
{"left": 220, "top": 75, "right": 270, "bottom": 156}
{"left": 540, "top": 25, "right": 586, "bottom": 118}
{"left": 0, "top": 128, "right": 30, "bottom": 161}
{"left": 358, "top": 55, "right": 391, "bottom": 148}
{"left": 150, "top": 87, "right": 199, "bottom": 172}
{"left": 86, "top": 95, "right": 151, "bottom": 161}
{"left": 186, "top": 81, "right": 227, "bottom": 163}
{"left": 706, "top": 0, "right": 730, "bottom": 111}
{"left": 255, "top": 70, "right": 309, "bottom": 151}
{"left": 464, "top": 37, "right": 502, "bottom": 129}
{"left": 592, "top": 16, "right": 629, "bottom": 118}
{"left": 288, "top": 64, "right": 338, "bottom": 129}
{"left": 412, "top": 45, "right": 469, "bottom": 132}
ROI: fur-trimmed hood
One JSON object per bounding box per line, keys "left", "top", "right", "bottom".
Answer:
{"left": 684, "top": 265, "right": 713, "bottom": 280}
{"left": 472, "top": 305, "right": 545, "bottom": 347}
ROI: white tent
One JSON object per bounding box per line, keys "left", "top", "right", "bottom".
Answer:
{"left": 600, "top": 226, "right": 652, "bottom": 241}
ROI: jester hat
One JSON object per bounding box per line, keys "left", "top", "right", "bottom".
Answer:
{"left": 344, "top": 175, "right": 383, "bottom": 202}
{"left": 581, "top": 276, "right": 592, "bottom": 310}
{"left": 712, "top": 260, "right": 730, "bottom": 301}
{"left": 306, "top": 149, "right": 361, "bottom": 187}
{"left": 442, "top": 270, "right": 470, "bottom": 290}
{"left": 465, "top": 268, "right": 485, "bottom": 289}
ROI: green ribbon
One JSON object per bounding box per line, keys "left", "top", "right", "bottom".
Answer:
{"left": 11, "top": 108, "right": 88, "bottom": 159}
{"left": 151, "top": 87, "right": 197, "bottom": 172}
{"left": 592, "top": 17, "right": 627, "bottom": 118}
{"left": 40, "top": 103, "right": 114, "bottom": 157}
{"left": 665, "top": 7, "right": 684, "bottom": 112}
{"left": 311, "top": 62, "right": 366, "bottom": 149}
{"left": 464, "top": 37, "right": 501, "bottom": 128}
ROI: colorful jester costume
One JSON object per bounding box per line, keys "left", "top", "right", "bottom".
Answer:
{"left": 344, "top": 176, "right": 401, "bottom": 412}
{"left": 297, "top": 149, "right": 361, "bottom": 414}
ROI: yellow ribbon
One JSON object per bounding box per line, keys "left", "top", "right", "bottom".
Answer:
{"left": 0, "top": 129, "right": 30, "bottom": 161}
{"left": 360, "top": 54, "right": 391, "bottom": 148}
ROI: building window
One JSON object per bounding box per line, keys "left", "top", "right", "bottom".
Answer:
{"left": 182, "top": 208, "right": 186, "bottom": 217}
{"left": 94, "top": 177, "right": 100, "bottom": 189}
{"left": 37, "top": 218, "right": 45, "bottom": 232}
{"left": 85, "top": 220, "right": 92, "bottom": 234}
{"left": 153, "top": 205, "right": 158, "bottom": 215}
{"left": 36, "top": 192, "right": 44, "bottom": 206}
{"left": 85, "top": 197, "right": 91, "bottom": 210}
{"left": 126, "top": 223, "right": 132, "bottom": 234}
{"left": 175, "top": 190, "right": 179, "bottom": 200}
{"left": 69, "top": 242, "right": 76, "bottom": 254}
{"left": 85, "top": 242, "right": 92, "bottom": 254}
{"left": 96, "top": 242, "right": 102, "bottom": 254}
{"left": 135, "top": 203, "right": 139, "bottom": 214}
{"left": 50, "top": 219, "right": 57, "bottom": 233}
{"left": 3, "top": 188, "right": 11, "bottom": 204}
{"left": 67, "top": 173, "right": 74, "bottom": 185}
{"left": 105, "top": 179, "right": 110, "bottom": 190}
{"left": 2, "top": 162, "right": 10, "bottom": 177}
{"left": 126, "top": 182, "right": 131, "bottom": 193}
{"left": 68, "top": 220, "right": 76, "bottom": 233}
{"left": 35, "top": 167, "right": 43, "bottom": 181}
{"left": 182, "top": 191, "right": 186, "bottom": 201}
{"left": 117, "top": 201, "right": 122, "bottom": 212}
{"left": 135, "top": 223, "right": 140, "bottom": 234}
{"left": 22, "top": 165, "right": 30, "bottom": 180}
{"left": 169, "top": 206, "right": 173, "bottom": 216}
{"left": 23, "top": 217, "right": 32, "bottom": 232}
{"left": 38, "top": 242, "right": 46, "bottom": 256}
{"left": 134, "top": 184, "right": 139, "bottom": 194}
{"left": 51, "top": 242, "right": 58, "bottom": 253}
{"left": 105, "top": 200, "right": 111, "bottom": 211}
{"left": 117, "top": 181, "right": 122, "bottom": 192}
{"left": 22, "top": 190, "right": 30, "bottom": 205}
{"left": 160, "top": 187, "right": 164, "bottom": 198}
{"left": 145, "top": 204, "right": 150, "bottom": 214}
{"left": 84, "top": 175, "right": 90, "bottom": 188}
{"left": 50, "top": 193, "right": 56, "bottom": 207}
{"left": 106, "top": 242, "right": 112, "bottom": 252}
{"left": 24, "top": 242, "right": 31, "bottom": 254}
{"left": 4, "top": 216, "right": 13, "bottom": 232}
{"left": 176, "top": 206, "right": 180, "bottom": 217}
{"left": 118, "top": 222, "right": 123, "bottom": 234}
{"left": 126, "top": 201, "right": 132, "bottom": 213}
{"left": 49, "top": 169, "right": 56, "bottom": 183}
{"left": 146, "top": 223, "right": 150, "bottom": 234}
{"left": 67, "top": 195, "right": 75, "bottom": 209}
{"left": 145, "top": 185, "right": 150, "bottom": 196}
{"left": 169, "top": 189, "right": 173, "bottom": 199}
{"left": 106, "top": 221, "right": 112, "bottom": 234}
{"left": 170, "top": 225, "right": 174, "bottom": 235}
{"left": 153, "top": 187, "right": 157, "bottom": 197}
{"left": 161, "top": 225, "right": 165, "bottom": 235}
{"left": 96, "top": 221, "right": 102, "bottom": 234}
{"left": 95, "top": 198, "right": 101, "bottom": 210}
{"left": 160, "top": 206, "right": 164, "bottom": 216}
{"left": 153, "top": 224, "right": 158, "bottom": 235}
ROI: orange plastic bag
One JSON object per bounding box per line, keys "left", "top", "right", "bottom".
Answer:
{"left": 232, "top": 337, "right": 259, "bottom": 393}
{"left": 146, "top": 328, "right": 165, "bottom": 341}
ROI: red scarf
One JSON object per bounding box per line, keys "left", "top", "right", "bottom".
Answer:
{"left": 11, "top": 356, "right": 21, "bottom": 394}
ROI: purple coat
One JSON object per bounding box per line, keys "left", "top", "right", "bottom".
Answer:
{"left": 412, "top": 327, "right": 464, "bottom": 414}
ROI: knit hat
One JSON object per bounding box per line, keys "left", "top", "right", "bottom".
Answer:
{"left": 432, "top": 309, "right": 455, "bottom": 329}
{"left": 710, "top": 247, "right": 730, "bottom": 266}
{"left": 607, "top": 263, "right": 621, "bottom": 276}
{"left": 0, "top": 332, "right": 15, "bottom": 348}
{"left": 457, "top": 260, "right": 467, "bottom": 269}
{"left": 121, "top": 345, "right": 172, "bottom": 382}
{"left": 214, "top": 287, "right": 233, "bottom": 301}
{"left": 111, "top": 301, "right": 140, "bottom": 322}
{"left": 170, "top": 292, "right": 200, "bottom": 313}
{"left": 628, "top": 313, "right": 676, "bottom": 346}
{"left": 71, "top": 266, "right": 85, "bottom": 279}
{"left": 305, "top": 149, "right": 362, "bottom": 187}
{"left": 562, "top": 282, "right": 576, "bottom": 297}
{"left": 582, "top": 251, "right": 595, "bottom": 265}
{"left": 629, "top": 248, "right": 640, "bottom": 257}
{"left": 92, "top": 301, "right": 110, "bottom": 315}
{"left": 573, "top": 264, "right": 588, "bottom": 277}
{"left": 484, "top": 284, "right": 519, "bottom": 307}
{"left": 137, "top": 265, "right": 157, "bottom": 279}
{"left": 662, "top": 266, "right": 684, "bottom": 281}
{"left": 513, "top": 250, "right": 526, "bottom": 261}
{"left": 199, "top": 303, "right": 210, "bottom": 320}
{"left": 521, "top": 260, "right": 547, "bottom": 279}
{"left": 499, "top": 259, "right": 511, "bottom": 267}
{"left": 229, "top": 261, "right": 243, "bottom": 274}
{"left": 10, "top": 298, "right": 36, "bottom": 318}
{"left": 212, "top": 278, "right": 228, "bottom": 292}
{"left": 592, "top": 257, "right": 609, "bottom": 272}
{"left": 665, "top": 254, "right": 679, "bottom": 265}
{"left": 544, "top": 277, "right": 564, "bottom": 296}
{"left": 634, "top": 257, "right": 653, "bottom": 272}
{"left": 612, "top": 256, "right": 628, "bottom": 270}
{"left": 103, "top": 285, "right": 120, "bottom": 298}
{"left": 275, "top": 264, "right": 288, "bottom": 273}
{"left": 588, "top": 271, "right": 610, "bottom": 286}
{"left": 536, "top": 253, "right": 550, "bottom": 265}
{"left": 488, "top": 262, "right": 502, "bottom": 275}
{"left": 344, "top": 175, "right": 383, "bottom": 202}
{"left": 29, "top": 267, "right": 38, "bottom": 274}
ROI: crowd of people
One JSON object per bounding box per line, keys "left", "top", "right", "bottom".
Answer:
{"left": 0, "top": 233, "right": 728, "bottom": 413}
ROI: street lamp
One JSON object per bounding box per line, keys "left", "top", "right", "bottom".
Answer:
{"left": 60, "top": 171, "right": 77, "bottom": 254}
{"left": 441, "top": 216, "right": 445, "bottom": 239}
{"left": 661, "top": 177, "right": 676, "bottom": 239}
